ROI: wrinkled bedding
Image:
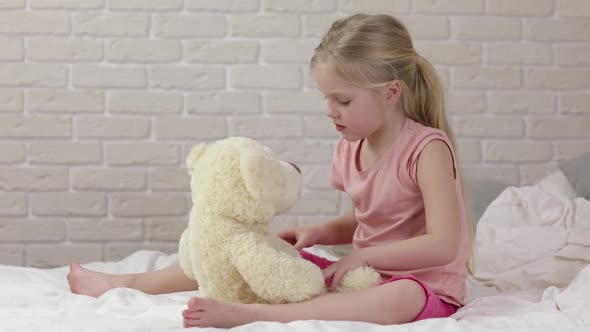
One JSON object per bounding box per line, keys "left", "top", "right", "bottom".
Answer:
{"left": 1, "top": 171, "right": 589, "bottom": 331}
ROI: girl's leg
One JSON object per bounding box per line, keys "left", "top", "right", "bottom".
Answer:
{"left": 182, "top": 279, "right": 427, "bottom": 328}
{"left": 68, "top": 261, "right": 198, "bottom": 298}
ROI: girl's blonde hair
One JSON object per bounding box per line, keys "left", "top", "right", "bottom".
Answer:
{"left": 311, "top": 13, "right": 475, "bottom": 273}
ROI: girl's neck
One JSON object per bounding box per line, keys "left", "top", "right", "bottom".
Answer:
{"left": 364, "top": 110, "right": 407, "bottom": 153}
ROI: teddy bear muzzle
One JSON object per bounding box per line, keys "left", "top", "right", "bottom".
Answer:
{"left": 274, "top": 161, "right": 303, "bottom": 215}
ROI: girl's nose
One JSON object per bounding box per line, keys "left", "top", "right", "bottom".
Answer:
{"left": 325, "top": 105, "right": 339, "bottom": 119}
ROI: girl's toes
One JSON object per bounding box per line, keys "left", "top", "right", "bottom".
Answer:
{"left": 184, "top": 318, "right": 200, "bottom": 328}
{"left": 182, "top": 310, "right": 201, "bottom": 319}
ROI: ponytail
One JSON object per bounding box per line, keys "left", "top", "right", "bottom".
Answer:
{"left": 411, "top": 55, "right": 452, "bottom": 143}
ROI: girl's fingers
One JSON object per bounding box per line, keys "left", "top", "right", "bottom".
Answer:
{"left": 293, "top": 237, "right": 309, "bottom": 251}
{"left": 322, "top": 265, "right": 335, "bottom": 279}
{"left": 330, "top": 271, "right": 344, "bottom": 290}
{"left": 277, "top": 229, "right": 292, "bottom": 238}
{"left": 278, "top": 231, "right": 297, "bottom": 245}
{"left": 293, "top": 241, "right": 303, "bottom": 251}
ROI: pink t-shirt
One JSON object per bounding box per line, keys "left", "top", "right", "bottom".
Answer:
{"left": 329, "top": 117, "right": 469, "bottom": 306}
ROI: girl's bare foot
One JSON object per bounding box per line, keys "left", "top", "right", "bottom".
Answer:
{"left": 67, "top": 262, "right": 134, "bottom": 298}
{"left": 182, "top": 297, "right": 255, "bottom": 328}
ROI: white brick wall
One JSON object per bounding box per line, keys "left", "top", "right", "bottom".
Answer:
{"left": 0, "top": 0, "right": 589, "bottom": 267}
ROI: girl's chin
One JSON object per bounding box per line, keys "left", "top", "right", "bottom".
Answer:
{"left": 340, "top": 133, "right": 364, "bottom": 142}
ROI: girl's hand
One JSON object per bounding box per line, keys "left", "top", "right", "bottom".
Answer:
{"left": 278, "top": 226, "right": 322, "bottom": 251}
{"left": 322, "top": 249, "right": 369, "bottom": 291}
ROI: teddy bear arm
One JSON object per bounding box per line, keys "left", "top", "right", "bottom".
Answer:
{"left": 229, "top": 235, "right": 326, "bottom": 303}
{"left": 267, "top": 236, "right": 300, "bottom": 257}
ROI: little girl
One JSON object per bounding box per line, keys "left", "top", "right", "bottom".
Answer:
{"left": 68, "top": 13, "right": 472, "bottom": 328}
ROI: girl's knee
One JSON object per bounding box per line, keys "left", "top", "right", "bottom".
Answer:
{"left": 393, "top": 279, "right": 427, "bottom": 301}
{"left": 379, "top": 279, "right": 427, "bottom": 323}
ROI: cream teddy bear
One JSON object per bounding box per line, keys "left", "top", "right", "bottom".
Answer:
{"left": 178, "top": 137, "right": 380, "bottom": 304}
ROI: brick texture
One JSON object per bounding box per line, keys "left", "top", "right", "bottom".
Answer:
{"left": 0, "top": 0, "right": 587, "bottom": 267}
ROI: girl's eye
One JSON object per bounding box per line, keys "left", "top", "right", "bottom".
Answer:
{"left": 322, "top": 96, "right": 350, "bottom": 106}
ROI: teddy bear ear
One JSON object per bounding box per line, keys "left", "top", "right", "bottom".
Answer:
{"left": 186, "top": 144, "right": 207, "bottom": 175}
{"left": 239, "top": 150, "right": 263, "bottom": 200}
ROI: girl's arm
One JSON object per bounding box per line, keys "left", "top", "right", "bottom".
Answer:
{"left": 315, "top": 210, "right": 358, "bottom": 245}
{"left": 361, "top": 140, "right": 462, "bottom": 271}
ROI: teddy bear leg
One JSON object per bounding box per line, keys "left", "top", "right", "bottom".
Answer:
{"left": 336, "top": 266, "right": 382, "bottom": 293}
{"left": 178, "top": 230, "right": 196, "bottom": 280}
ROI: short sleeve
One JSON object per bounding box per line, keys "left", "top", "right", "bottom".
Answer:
{"left": 329, "top": 138, "right": 346, "bottom": 191}
{"left": 408, "top": 133, "right": 457, "bottom": 186}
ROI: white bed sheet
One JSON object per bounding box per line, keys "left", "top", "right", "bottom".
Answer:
{"left": 1, "top": 171, "right": 589, "bottom": 331}
{"left": 0, "top": 248, "right": 588, "bottom": 332}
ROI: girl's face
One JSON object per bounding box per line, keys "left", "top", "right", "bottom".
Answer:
{"left": 311, "top": 64, "right": 389, "bottom": 142}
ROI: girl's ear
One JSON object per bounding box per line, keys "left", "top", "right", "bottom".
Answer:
{"left": 385, "top": 80, "right": 402, "bottom": 103}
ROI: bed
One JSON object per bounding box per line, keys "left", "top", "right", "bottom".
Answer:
{"left": 1, "top": 156, "right": 590, "bottom": 331}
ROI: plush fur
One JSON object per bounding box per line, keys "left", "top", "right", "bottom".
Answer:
{"left": 178, "top": 137, "right": 381, "bottom": 304}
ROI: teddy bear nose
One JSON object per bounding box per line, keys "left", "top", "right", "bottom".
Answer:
{"left": 288, "top": 162, "right": 301, "bottom": 174}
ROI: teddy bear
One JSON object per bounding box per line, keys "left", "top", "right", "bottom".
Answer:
{"left": 178, "top": 137, "right": 381, "bottom": 304}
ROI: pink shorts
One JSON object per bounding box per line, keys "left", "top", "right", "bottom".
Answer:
{"left": 300, "top": 250, "right": 458, "bottom": 322}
